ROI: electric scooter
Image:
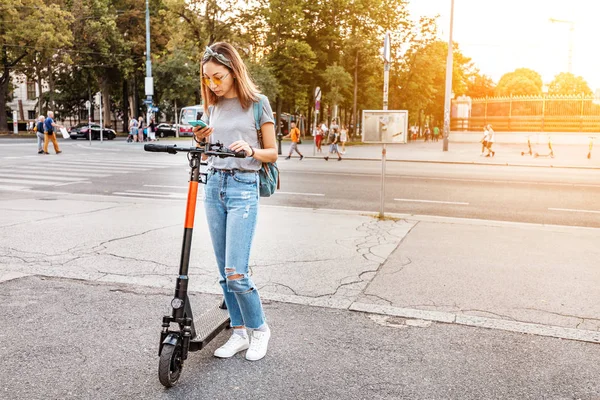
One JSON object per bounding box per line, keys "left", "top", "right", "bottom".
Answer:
{"left": 144, "top": 142, "right": 246, "bottom": 388}
{"left": 588, "top": 136, "right": 596, "bottom": 159}
{"left": 534, "top": 137, "right": 554, "bottom": 158}
{"left": 521, "top": 136, "right": 533, "bottom": 156}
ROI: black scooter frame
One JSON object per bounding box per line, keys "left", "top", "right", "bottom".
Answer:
{"left": 145, "top": 142, "right": 245, "bottom": 386}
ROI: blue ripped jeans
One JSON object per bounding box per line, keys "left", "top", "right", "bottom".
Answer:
{"left": 204, "top": 169, "right": 266, "bottom": 329}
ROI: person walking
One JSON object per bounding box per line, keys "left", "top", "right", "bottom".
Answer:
{"left": 315, "top": 125, "right": 324, "bottom": 153}
{"left": 424, "top": 126, "right": 431, "bottom": 142}
{"left": 35, "top": 115, "right": 45, "bottom": 154}
{"left": 137, "top": 116, "right": 145, "bottom": 142}
{"left": 324, "top": 126, "right": 342, "bottom": 161}
{"left": 480, "top": 125, "right": 489, "bottom": 156}
{"left": 433, "top": 126, "right": 440, "bottom": 142}
{"left": 192, "top": 42, "right": 276, "bottom": 361}
{"left": 148, "top": 117, "right": 157, "bottom": 141}
{"left": 340, "top": 124, "right": 348, "bottom": 154}
{"left": 284, "top": 121, "right": 303, "bottom": 160}
{"left": 43, "top": 111, "right": 62, "bottom": 154}
{"left": 485, "top": 124, "right": 495, "bottom": 157}
{"left": 128, "top": 116, "right": 139, "bottom": 142}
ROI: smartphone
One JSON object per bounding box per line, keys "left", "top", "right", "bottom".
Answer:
{"left": 189, "top": 120, "right": 208, "bottom": 128}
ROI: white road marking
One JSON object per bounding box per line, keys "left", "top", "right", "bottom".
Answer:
{"left": 548, "top": 207, "right": 600, "bottom": 214}
{"left": 284, "top": 170, "right": 600, "bottom": 188}
{"left": 0, "top": 184, "right": 27, "bottom": 191}
{"left": 112, "top": 192, "right": 186, "bottom": 199}
{"left": 0, "top": 177, "right": 77, "bottom": 186}
{"left": 394, "top": 198, "right": 470, "bottom": 205}
{"left": 15, "top": 165, "right": 130, "bottom": 174}
{"left": 14, "top": 167, "right": 106, "bottom": 177}
{"left": 53, "top": 181, "right": 91, "bottom": 187}
{"left": 144, "top": 184, "right": 188, "bottom": 189}
{"left": 0, "top": 173, "right": 84, "bottom": 182}
{"left": 276, "top": 191, "right": 325, "bottom": 197}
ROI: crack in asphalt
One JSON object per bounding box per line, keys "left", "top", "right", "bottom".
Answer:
{"left": 0, "top": 205, "right": 122, "bottom": 228}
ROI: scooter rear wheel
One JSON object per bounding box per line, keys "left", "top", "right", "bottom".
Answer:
{"left": 158, "top": 342, "right": 183, "bottom": 387}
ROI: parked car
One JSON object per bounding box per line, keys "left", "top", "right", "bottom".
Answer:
{"left": 156, "top": 123, "right": 177, "bottom": 138}
{"left": 69, "top": 123, "right": 116, "bottom": 140}
{"left": 178, "top": 105, "right": 203, "bottom": 137}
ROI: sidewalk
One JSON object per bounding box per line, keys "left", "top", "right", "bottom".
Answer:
{"left": 0, "top": 191, "right": 599, "bottom": 397}
{"left": 293, "top": 140, "right": 600, "bottom": 169}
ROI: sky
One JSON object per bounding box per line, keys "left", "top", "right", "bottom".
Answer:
{"left": 407, "top": 0, "right": 600, "bottom": 92}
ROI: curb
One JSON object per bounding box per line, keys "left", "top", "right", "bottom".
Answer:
{"left": 295, "top": 155, "right": 600, "bottom": 170}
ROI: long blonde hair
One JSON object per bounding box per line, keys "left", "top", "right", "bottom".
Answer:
{"left": 200, "top": 42, "right": 260, "bottom": 113}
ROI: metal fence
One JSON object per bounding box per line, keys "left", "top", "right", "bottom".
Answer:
{"left": 452, "top": 95, "right": 600, "bottom": 132}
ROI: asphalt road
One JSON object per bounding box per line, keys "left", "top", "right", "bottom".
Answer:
{"left": 1, "top": 276, "right": 598, "bottom": 400}
{"left": 1, "top": 138, "right": 599, "bottom": 227}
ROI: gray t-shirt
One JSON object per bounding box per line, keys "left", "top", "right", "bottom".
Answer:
{"left": 202, "top": 96, "right": 274, "bottom": 171}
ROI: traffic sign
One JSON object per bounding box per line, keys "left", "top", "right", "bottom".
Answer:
{"left": 314, "top": 86, "right": 321, "bottom": 102}
{"left": 143, "top": 99, "right": 153, "bottom": 105}
{"left": 151, "top": 106, "right": 159, "bottom": 112}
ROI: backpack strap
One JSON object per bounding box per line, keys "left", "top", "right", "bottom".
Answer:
{"left": 253, "top": 94, "right": 264, "bottom": 132}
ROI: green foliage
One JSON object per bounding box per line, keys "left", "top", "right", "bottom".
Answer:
{"left": 548, "top": 72, "right": 592, "bottom": 96}
{"left": 495, "top": 68, "right": 543, "bottom": 97}
{"left": 466, "top": 73, "right": 495, "bottom": 99}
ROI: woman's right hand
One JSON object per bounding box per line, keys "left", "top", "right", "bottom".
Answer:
{"left": 193, "top": 126, "right": 213, "bottom": 142}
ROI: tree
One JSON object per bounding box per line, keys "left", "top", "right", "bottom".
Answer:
{"left": 321, "top": 63, "right": 352, "bottom": 118}
{"left": 392, "top": 40, "right": 473, "bottom": 126}
{"left": 548, "top": 72, "right": 592, "bottom": 96}
{"left": 495, "top": 68, "right": 542, "bottom": 97}
{"left": 0, "top": 0, "right": 72, "bottom": 130}
{"left": 466, "top": 73, "right": 495, "bottom": 99}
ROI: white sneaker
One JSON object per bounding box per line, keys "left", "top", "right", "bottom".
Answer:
{"left": 213, "top": 333, "right": 249, "bottom": 358}
{"left": 245, "top": 328, "right": 271, "bottom": 361}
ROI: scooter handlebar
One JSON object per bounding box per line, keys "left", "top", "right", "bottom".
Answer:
{"left": 144, "top": 144, "right": 178, "bottom": 154}
{"left": 144, "top": 143, "right": 246, "bottom": 158}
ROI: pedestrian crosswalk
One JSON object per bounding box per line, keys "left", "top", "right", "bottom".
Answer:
{"left": 0, "top": 156, "right": 183, "bottom": 193}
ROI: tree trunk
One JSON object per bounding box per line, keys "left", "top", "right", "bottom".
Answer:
{"left": 132, "top": 75, "right": 139, "bottom": 119}
{"left": 275, "top": 95, "right": 282, "bottom": 135}
{"left": 47, "top": 61, "right": 55, "bottom": 112}
{"left": 101, "top": 78, "right": 111, "bottom": 128}
{"left": 0, "top": 69, "right": 9, "bottom": 131}
{"left": 36, "top": 64, "right": 44, "bottom": 116}
{"left": 353, "top": 49, "right": 358, "bottom": 139}
{"left": 122, "top": 79, "right": 129, "bottom": 133}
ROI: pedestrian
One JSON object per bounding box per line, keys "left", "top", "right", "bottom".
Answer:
{"left": 424, "top": 126, "right": 431, "bottom": 142}
{"left": 315, "top": 125, "right": 324, "bottom": 153}
{"left": 193, "top": 42, "right": 277, "bottom": 361}
{"left": 485, "top": 124, "right": 495, "bottom": 157}
{"left": 324, "top": 126, "right": 342, "bottom": 161}
{"left": 284, "top": 121, "right": 303, "bottom": 160}
{"left": 340, "top": 124, "right": 348, "bottom": 154}
{"left": 148, "top": 117, "right": 157, "bottom": 141}
{"left": 138, "top": 116, "right": 145, "bottom": 142}
{"left": 43, "top": 111, "right": 63, "bottom": 154}
{"left": 35, "top": 115, "right": 45, "bottom": 154}
{"left": 128, "top": 116, "right": 138, "bottom": 142}
{"left": 433, "top": 126, "right": 440, "bottom": 142}
{"left": 480, "top": 125, "right": 489, "bottom": 156}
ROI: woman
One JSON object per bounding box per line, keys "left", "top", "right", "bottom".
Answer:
{"left": 485, "top": 124, "right": 495, "bottom": 157}
{"left": 314, "top": 125, "right": 323, "bottom": 153}
{"left": 193, "top": 42, "right": 277, "bottom": 361}
{"left": 339, "top": 124, "right": 348, "bottom": 154}
{"left": 35, "top": 115, "right": 45, "bottom": 154}
{"left": 137, "top": 116, "right": 145, "bottom": 142}
{"left": 148, "top": 117, "right": 157, "bottom": 141}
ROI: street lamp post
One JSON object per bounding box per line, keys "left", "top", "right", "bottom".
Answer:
{"left": 442, "top": 0, "right": 455, "bottom": 152}
{"left": 144, "top": 0, "right": 154, "bottom": 125}
{"left": 549, "top": 18, "right": 575, "bottom": 73}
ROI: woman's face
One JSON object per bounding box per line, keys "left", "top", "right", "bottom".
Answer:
{"left": 203, "top": 60, "right": 235, "bottom": 98}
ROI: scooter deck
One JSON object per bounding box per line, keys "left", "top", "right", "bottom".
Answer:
{"left": 189, "top": 304, "right": 230, "bottom": 351}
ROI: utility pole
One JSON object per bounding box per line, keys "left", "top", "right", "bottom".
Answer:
{"left": 144, "top": 0, "right": 154, "bottom": 123}
{"left": 549, "top": 18, "right": 575, "bottom": 73}
{"left": 380, "top": 32, "right": 391, "bottom": 218}
{"left": 442, "top": 0, "right": 455, "bottom": 152}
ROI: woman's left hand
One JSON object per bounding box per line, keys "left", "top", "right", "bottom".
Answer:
{"left": 229, "top": 140, "right": 253, "bottom": 157}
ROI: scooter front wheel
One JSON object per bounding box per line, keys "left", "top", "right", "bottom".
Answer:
{"left": 158, "top": 342, "right": 183, "bottom": 387}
